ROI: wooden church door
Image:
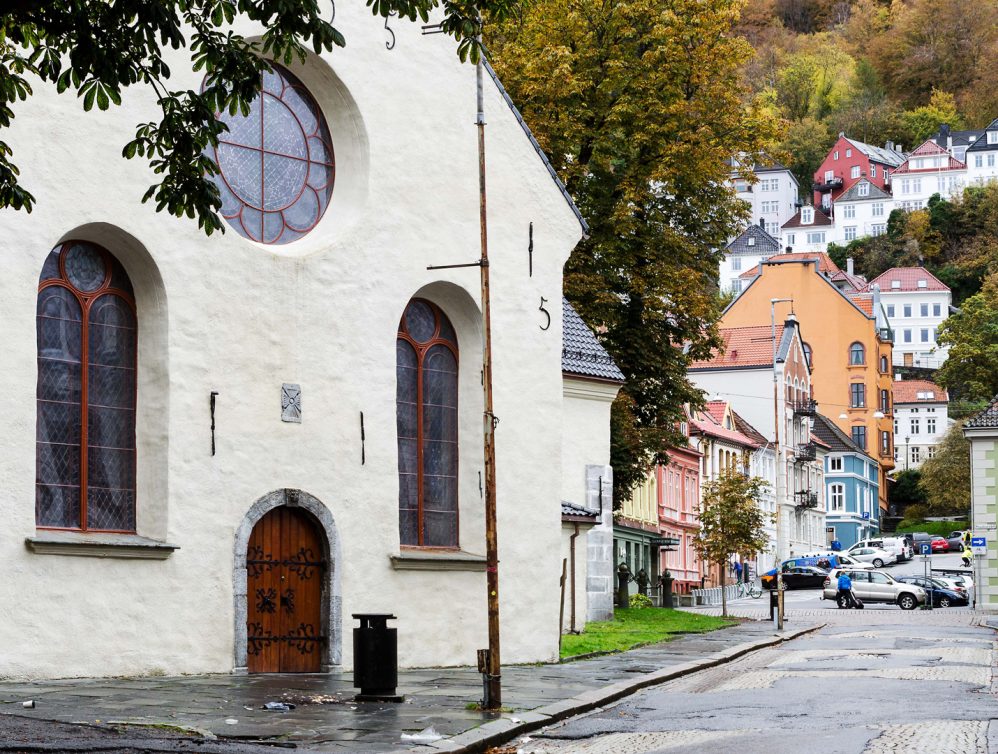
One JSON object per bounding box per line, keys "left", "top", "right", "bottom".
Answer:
{"left": 246, "top": 507, "right": 326, "bottom": 672}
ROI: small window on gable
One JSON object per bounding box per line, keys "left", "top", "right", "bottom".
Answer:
{"left": 846, "top": 148, "right": 852, "bottom": 157}
{"left": 858, "top": 182, "right": 869, "bottom": 197}
{"left": 917, "top": 279, "right": 927, "bottom": 288}
{"left": 801, "top": 207, "right": 814, "bottom": 224}
{"left": 891, "top": 280, "right": 901, "bottom": 289}
{"left": 747, "top": 236, "right": 755, "bottom": 246}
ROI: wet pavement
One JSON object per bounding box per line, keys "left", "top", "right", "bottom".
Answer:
{"left": 0, "top": 620, "right": 791, "bottom": 752}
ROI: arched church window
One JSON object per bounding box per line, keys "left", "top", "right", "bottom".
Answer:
{"left": 208, "top": 63, "right": 335, "bottom": 244}
{"left": 36, "top": 241, "right": 137, "bottom": 531}
{"left": 396, "top": 299, "right": 459, "bottom": 547}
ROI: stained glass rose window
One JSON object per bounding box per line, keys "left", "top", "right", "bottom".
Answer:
{"left": 208, "top": 64, "right": 335, "bottom": 244}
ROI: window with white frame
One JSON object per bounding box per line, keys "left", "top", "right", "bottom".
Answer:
{"left": 786, "top": 233, "right": 795, "bottom": 246}
{"left": 807, "top": 231, "right": 825, "bottom": 245}
{"left": 903, "top": 304, "right": 912, "bottom": 317}
{"left": 911, "top": 446, "right": 920, "bottom": 463}
{"left": 903, "top": 329, "right": 912, "bottom": 342}
{"left": 920, "top": 328, "right": 929, "bottom": 342}
{"left": 910, "top": 417, "right": 920, "bottom": 434}
{"left": 834, "top": 151, "right": 839, "bottom": 160}
{"left": 846, "top": 148, "right": 852, "bottom": 157}
{"left": 872, "top": 223, "right": 886, "bottom": 236}
{"left": 830, "top": 484, "right": 845, "bottom": 511}
{"left": 872, "top": 203, "right": 884, "bottom": 217}
{"left": 926, "top": 416, "right": 936, "bottom": 433}
{"left": 851, "top": 166, "right": 861, "bottom": 179}
{"left": 731, "top": 256, "right": 742, "bottom": 270}
{"left": 825, "top": 170, "right": 834, "bottom": 182}
{"left": 801, "top": 207, "right": 814, "bottom": 224}
{"left": 829, "top": 457, "right": 843, "bottom": 472}
{"left": 989, "top": 132, "right": 998, "bottom": 144}
{"left": 858, "top": 182, "right": 869, "bottom": 196}
{"left": 870, "top": 164, "right": 877, "bottom": 177}
{"left": 976, "top": 155, "right": 984, "bottom": 168}
{"left": 988, "top": 154, "right": 995, "bottom": 167}
{"left": 927, "top": 446, "right": 936, "bottom": 459}
{"left": 933, "top": 303, "right": 941, "bottom": 316}
{"left": 844, "top": 204, "right": 856, "bottom": 218}
{"left": 887, "top": 304, "right": 895, "bottom": 316}
{"left": 844, "top": 226, "right": 857, "bottom": 241}
{"left": 920, "top": 303, "right": 929, "bottom": 316}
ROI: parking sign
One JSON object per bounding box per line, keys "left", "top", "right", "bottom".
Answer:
{"left": 920, "top": 543, "right": 931, "bottom": 556}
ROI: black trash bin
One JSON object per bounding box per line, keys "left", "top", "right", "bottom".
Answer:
{"left": 353, "top": 613, "right": 403, "bottom": 702}
{"left": 660, "top": 573, "right": 674, "bottom": 608}
{"left": 769, "top": 588, "right": 779, "bottom": 621}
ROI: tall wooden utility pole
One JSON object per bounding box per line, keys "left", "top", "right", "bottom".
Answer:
{"left": 477, "top": 52, "right": 502, "bottom": 710}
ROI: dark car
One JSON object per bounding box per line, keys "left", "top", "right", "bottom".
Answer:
{"left": 896, "top": 576, "right": 969, "bottom": 608}
{"left": 762, "top": 566, "right": 828, "bottom": 590}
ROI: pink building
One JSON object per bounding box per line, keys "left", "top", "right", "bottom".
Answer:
{"left": 657, "top": 417, "right": 703, "bottom": 594}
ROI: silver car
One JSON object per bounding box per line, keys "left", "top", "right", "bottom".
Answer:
{"left": 822, "top": 568, "right": 926, "bottom": 609}
{"left": 846, "top": 546, "right": 896, "bottom": 568}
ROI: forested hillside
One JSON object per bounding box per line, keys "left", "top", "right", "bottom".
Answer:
{"left": 739, "top": 0, "right": 998, "bottom": 190}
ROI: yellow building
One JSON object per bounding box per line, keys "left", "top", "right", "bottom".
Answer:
{"left": 723, "top": 253, "right": 895, "bottom": 515}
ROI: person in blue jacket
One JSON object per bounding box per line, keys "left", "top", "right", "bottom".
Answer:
{"left": 837, "top": 571, "right": 855, "bottom": 608}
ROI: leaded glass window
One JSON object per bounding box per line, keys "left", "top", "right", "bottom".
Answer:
{"left": 208, "top": 63, "right": 335, "bottom": 244}
{"left": 396, "top": 300, "right": 458, "bottom": 547}
{"left": 36, "top": 242, "right": 137, "bottom": 531}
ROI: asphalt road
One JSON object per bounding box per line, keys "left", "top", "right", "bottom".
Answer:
{"left": 515, "top": 603, "right": 995, "bottom": 754}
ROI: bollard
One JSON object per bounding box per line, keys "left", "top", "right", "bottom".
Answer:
{"left": 353, "top": 613, "right": 403, "bottom": 702}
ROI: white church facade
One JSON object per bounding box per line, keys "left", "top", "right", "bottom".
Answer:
{"left": 0, "top": 10, "right": 614, "bottom": 680}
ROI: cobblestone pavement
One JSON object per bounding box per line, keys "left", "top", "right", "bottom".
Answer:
{"left": 0, "top": 620, "right": 788, "bottom": 752}
{"left": 524, "top": 612, "right": 997, "bottom": 754}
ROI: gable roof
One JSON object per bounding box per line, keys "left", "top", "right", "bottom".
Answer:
{"left": 933, "top": 126, "right": 986, "bottom": 150}
{"left": 845, "top": 136, "right": 906, "bottom": 167}
{"left": 893, "top": 379, "right": 948, "bottom": 404}
{"left": 965, "top": 395, "right": 998, "bottom": 429}
{"left": 690, "top": 408, "right": 760, "bottom": 448}
{"left": 846, "top": 292, "right": 874, "bottom": 316}
{"left": 483, "top": 60, "right": 588, "bottom": 234}
{"left": 739, "top": 251, "right": 839, "bottom": 280}
{"left": 704, "top": 400, "right": 728, "bottom": 426}
{"left": 812, "top": 413, "right": 869, "bottom": 456}
{"left": 726, "top": 224, "right": 781, "bottom": 255}
{"left": 731, "top": 410, "right": 769, "bottom": 447}
{"left": 688, "top": 325, "right": 785, "bottom": 370}
{"left": 829, "top": 269, "right": 868, "bottom": 292}
{"left": 866, "top": 267, "right": 950, "bottom": 293}
{"left": 966, "top": 118, "right": 998, "bottom": 152}
{"left": 835, "top": 178, "right": 892, "bottom": 202}
{"left": 893, "top": 139, "right": 966, "bottom": 174}
{"left": 782, "top": 206, "right": 834, "bottom": 229}
{"left": 561, "top": 299, "right": 625, "bottom": 382}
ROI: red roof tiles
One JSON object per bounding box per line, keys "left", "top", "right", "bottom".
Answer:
{"left": 893, "top": 379, "right": 948, "bottom": 404}
{"left": 689, "top": 325, "right": 785, "bottom": 369}
{"left": 740, "top": 252, "right": 840, "bottom": 280}
{"left": 867, "top": 267, "right": 950, "bottom": 293}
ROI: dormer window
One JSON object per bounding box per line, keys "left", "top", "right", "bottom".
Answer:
{"left": 748, "top": 236, "right": 756, "bottom": 246}
{"left": 917, "top": 279, "right": 927, "bottom": 288}
{"left": 801, "top": 207, "right": 814, "bottom": 224}
{"left": 858, "top": 182, "right": 869, "bottom": 197}
{"left": 891, "top": 280, "right": 901, "bottom": 289}
{"left": 989, "top": 131, "right": 998, "bottom": 144}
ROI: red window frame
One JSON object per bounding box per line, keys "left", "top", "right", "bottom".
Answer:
{"left": 396, "top": 299, "right": 459, "bottom": 548}
{"left": 36, "top": 241, "right": 137, "bottom": 532}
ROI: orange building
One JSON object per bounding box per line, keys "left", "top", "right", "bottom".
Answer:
{"left": 723, "top": 253, "right": 895, "bottom": 515}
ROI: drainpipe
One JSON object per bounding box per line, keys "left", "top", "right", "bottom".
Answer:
{"left": 569, "top": 523, "right": 580, "bottom": 632}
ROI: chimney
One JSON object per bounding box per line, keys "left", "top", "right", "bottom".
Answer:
{"left": 847, "top": 258, "right": 854, "bottom": 276}
{"left": 886, "top": 140, "right": 894, "bottom": 151}
{"left": 939, "top": 123, "right": 950, "bottom": 145}
{"left": 897, "top": 145, "right": 903, "bottom": 153}
{"left": 871, "top": 283, "right": 881, "bottom": 323}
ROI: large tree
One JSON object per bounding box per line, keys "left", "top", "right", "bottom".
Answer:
{"left": 0, "top": 0, "right": 519, "bottom": 229}
{"left": 936, "top": 273, "right": 998, "bottom": 411}
{"left": 486, "top": 0, "right": 778, "bottom": 500}
{"left": 919, "top": 424, "right": 971, "bottom": 517}
{"left": 693, "top": 470, "right": 770, "bottom": 617}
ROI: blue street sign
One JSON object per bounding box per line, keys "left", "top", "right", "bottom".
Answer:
{"left": 920, "top": 543, "right": 931, "bottom": 555}
{"left": 862, "top": 511, "right": 870, "bottom": 520}
{"left": 972, "top": 537, "right": 986, "bottom": 547}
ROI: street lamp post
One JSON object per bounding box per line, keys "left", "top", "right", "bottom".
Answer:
{"left": 771, "top": 298, "right": 793, "bottom": 630}
{"left": 904, "top": 435, "right": 910, "bottom": 472}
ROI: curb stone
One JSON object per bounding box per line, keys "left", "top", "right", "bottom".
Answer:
{"left": 394, "top": 623, "right": 824, "bottom": 754}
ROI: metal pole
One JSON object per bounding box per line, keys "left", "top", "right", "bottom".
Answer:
{"left": 476, "top": 53, "right": 502, "bottom": 710}
{"left": 771, "top": 298, "right": 792, "bottom": 630}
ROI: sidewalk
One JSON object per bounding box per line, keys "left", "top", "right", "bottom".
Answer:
{"left": 0, "top": 620, "right": 818, "bottom": 753}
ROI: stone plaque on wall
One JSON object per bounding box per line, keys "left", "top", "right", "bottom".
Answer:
{"left": 281, "top": 383, "right": 302, "bottom": 423}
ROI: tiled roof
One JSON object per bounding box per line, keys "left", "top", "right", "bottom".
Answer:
{"left": 893, "top": 379, "right": 948, "bottom": 404}
{"left": 562, "top": 299, "right": 625, "bottom": 382}
{"left": 933, "top": 126, "right": 985, "bottom": 150}
{"left": 866, "top": 267, "right": 950, "bottom": 293}
{"left": 845, "top": 137, "right": 906, "bottom": 167}
{"left": 965, "top": 395, "right": 998, "bottom": 429}
{"left": 689, "top": 325, "right": 785, "bottom": 369}
{"left": 782, "top": 207, "right": 834, "bottom": 229}
{"left": 690, "top": 410, "right": 760, "bottom": 448}
{"left": 704, "top": 400, "right": 728, "bottom": 425}
{"left": 829, "top": 270, "right": 868, "bottom": 292}
{"left": 732, "top": 410, "right": 769, "bottom": 446}
{"left": 726, "top": 224, "right": 781, "bottom": 255}
{"left": 811, "top": 433, "right": 831, "bottom": 450}
{"left": 846, "top": 293, "right": 874, "bottom": 316}
{"left": 966, "top": 118, "right": 998, "bottom": 152}
{"left": 812, "top": 413, "right": 868, "bottom": 456}
{"left": 893, "top": 139, "right": 966, "bottom": 174}
{"left": 740, "top": 252, "right": 839, "bottom": 280}
{"left": 835, "top": 178, "right": 892, "bottom": 202}
{"left": 561, "top": 501, "right": 598, "bottom": 519}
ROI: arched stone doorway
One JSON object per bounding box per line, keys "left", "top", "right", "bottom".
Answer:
{"left": 233, "top": 489, "right": 342, "bottom": 673}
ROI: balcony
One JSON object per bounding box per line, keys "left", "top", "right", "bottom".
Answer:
{"left": 812, "top": 176, "right": 843, "bottom": 192}
{"left": 794, "top": 490, "right": 819, "bottom": 509}
{"left": 793, "top": 398, "right": 817, "bottom": 417}
{"left": 794, "top": 442, "right": 817, "bottom": 462}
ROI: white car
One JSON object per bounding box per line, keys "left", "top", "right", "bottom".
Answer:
{"left": 834, "top": 553, "right": 874, "bottom": 570}
{"left": 846, "top": 546, "right": 896, "bottom": 567}
{"left": 853, "top": 537, "right": 909, "bottom": 563}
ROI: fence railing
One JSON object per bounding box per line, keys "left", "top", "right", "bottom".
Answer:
{"left": 690, "top": 582, "right": 747, "bottom": 606}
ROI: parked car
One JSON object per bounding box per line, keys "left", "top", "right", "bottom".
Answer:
{"left": 945, "top": 534, "right": 966, "bottom": 551}
{"left": 896, "top": 576, "right": 969, "bottom": 608}
{"left": 910, "top": 532, "right": 933, "bottom": 551}
{"left": 949, "top": 573, "right": 975, "bottom": 590}
{"left": 846, "top": 545, "right": 897, "bottom": 567}
{"left": 833, "top": 553, "right": 874, "bottom": 569}
{"left": 930, "top": 536, "right": 949, "bottom": 553}
{"left": 852, "top": 537, "right": 909, "bottom": 563}
{"left": 823, "top": 568, "right": 926, "bottom": 609}
{"left": 762, "top": 566, "right": 829, "bottom": 591}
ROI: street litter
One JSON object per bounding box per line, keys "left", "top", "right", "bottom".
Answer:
{"left": 400, "top": 726, "right": 443, "bottom": 743}
{"left": 263, "top": 702, "right": 296, "bottom": 712}
{"left": 21, "top": 701, "right": 35, "bottom": 709}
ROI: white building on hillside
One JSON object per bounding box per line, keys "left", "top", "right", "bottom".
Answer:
{"left": 720, "top": 224, "right": 781, "bottom": 295}
{"left": 869, "top": 267, "right": 952, "bottom": 368}
{"left": 0, "top": 14, "right": 604, "bottom": 680}
{"left": 830, "top": 178, "right": 893, "bottom": 245}
{"left": 931, "top": 124, "right": 987, "bottom": 163}
{"left": 729, "top": 159, "right": 800, "bottom": 239}
{"left": 893, "top": 380, "right": 951, "bottom": 470}
{"left": 966, "top": 118, "right": 998, "bottom": 186}
{"left": 781, "top": 206, "right": 835, "bottom": 253}
{"left": 891, "top": 140, "right": 967, "bottom": 211}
